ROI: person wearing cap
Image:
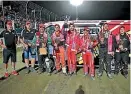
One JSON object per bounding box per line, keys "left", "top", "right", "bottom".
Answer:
{"left": 0, "top": 20, "right": 19, "bottom": 78}
{"left": 97, "top": 23, "right": 116, "bottom": 79}
{"left": 36, "top": 23, "right": 48, "bottom": 74}
{"left": 66, "top": 23, "right": 80, "bottom": 75}
{"left": 20, "top": 21, "right": 37, "bottom": 74}
{"left": 51, "top": 24, "right": 67, "bottom": 75}
{"left": 115, "top": 26, "right": 130, "bottom": 78}
{"left": 80, "top": 27, "right": 95, "bottom": 80}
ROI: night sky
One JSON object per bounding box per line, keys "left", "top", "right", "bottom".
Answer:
{"left": 33, "top": 1, "right": 130, "bottom": 20}
{"left": 3, "top": 1, "right": 130, "bottom": 20}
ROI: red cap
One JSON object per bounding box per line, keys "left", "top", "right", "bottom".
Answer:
{"left": 36, "top": 32, "right": 40, "bottom": 36}
{"left": 84, "top": 27, "right": 89, "bottom": 31}
{"left": 26, "top": 21, "right": 31, "bottom": 25}
{"left": 55, "top": 24, "right": 60, "bottom": 28}
{"left": 39, "top": 23, "right": 45, "bottom": 28}
{"left": 7, "top": 20, "right": 12, "bottom": 26}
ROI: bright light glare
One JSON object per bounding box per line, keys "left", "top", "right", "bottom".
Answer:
{"left": 70, "top": 0, "right": 84, "bottom": 6}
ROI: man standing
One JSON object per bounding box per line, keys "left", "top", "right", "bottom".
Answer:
{"left": 52, "top": 24, "right": 67, "bottom": 75}
{"left": 115, "top": 26, "right": 130, "bottom": 78}
{"left": 98, "top": 23, "right": 116, "bottom": 79}
{"left": 20, "top": 21, "right": 37, "bottom": 74}
{"left": 47, "top": 26, "right": 55, "bottom": 70}
{"left": 0, "top": 20, "right": 18, "bottom": 78}
{"left": 80, "top": 27, "right": 95, "bottom": 80}
{"left": 36, "top": 23, "right": 48, "bottom": 74}
{"left": 66, "top": 23, "right": 80, "bottom": 75}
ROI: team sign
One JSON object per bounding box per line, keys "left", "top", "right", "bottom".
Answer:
{"left": 79, "top": 27, "right": 101, "bottom": 35}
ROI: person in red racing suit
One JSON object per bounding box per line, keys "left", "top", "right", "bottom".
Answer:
{"left": 80, "top": 27, "right": 95, "bottom": 80}
{"left": 66, "top": 23, "right": 80, "bottom": 75}
{"left": 52, "top": 24, "right": 67, "bottom": 75}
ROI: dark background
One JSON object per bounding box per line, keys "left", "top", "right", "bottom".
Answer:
{"left": 33, "top": 1, "right": 130, "bottom": 20}
{"left": 3, "top": 1, "right": 130, "bottom": 20}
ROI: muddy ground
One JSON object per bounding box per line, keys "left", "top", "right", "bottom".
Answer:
{"left": 0, "top": 68, "right": 130, "bottom": 94}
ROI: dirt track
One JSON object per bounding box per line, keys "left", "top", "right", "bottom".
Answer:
{"left": 0, "top": 68, "right": 130, "bottom": 94}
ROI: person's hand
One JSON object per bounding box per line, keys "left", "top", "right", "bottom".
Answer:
{"left": 100, "top": 40, "right": 104, "bottom": 44}
{"left": 24, "top": 44, "right": 28, "bottom": 49}
{"left": 17, "top": 41, "right": 20, "bottom": 45}
{"left": 111, "top": 52, "right": 114, "bottom": 56}
{"left": 42, "top": 43, "right": 46, "bottom": 48}
{"left": 90, "top": 42, "right": 93, "bottom": 46}
{"left": 28, "top": 43, "right": 32, "bottom": 46}
{"left": 119, "top": 45, "right": 123, "bottom": 50}
{"left": 75, "top": 50, "right": 78, "bottom": 54}
{"left": 83, "top": 48, "right": 86, "bottom": 52}
{"left": 54, "top": 43, "right": 57, "bottom": 47}
{"left": 1, "top": 45, "right": 7, "bottom": 49}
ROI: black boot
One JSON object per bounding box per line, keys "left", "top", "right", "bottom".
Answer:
{"left": 97, "top": 72, "right": 103, "bottom": 78}
{"left": 123, "top": 74, "right": 128, "bottom": 79}
{"left": 68, "top": 72, "right": 72, "bottom": 76}
{"left": 25, "top": 67, "right": 30, "bottom": 74}
{"left": 73, "top": 71, "right": 77, "bottom": 75}
{"left": 30, "top": 67, "right": 37, "bottom": 73}
{"left": 107, "top": 73, "right": 113, "bottom": 79}
{"left": 54, "top": 70, "right": 59, "bottom": 74}
{"left": 38, "top": 69, "right": 43, "bottom": 74}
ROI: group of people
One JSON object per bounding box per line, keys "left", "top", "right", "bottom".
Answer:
{"left": 0, "top": 20, "right": 130, "bottom": 80}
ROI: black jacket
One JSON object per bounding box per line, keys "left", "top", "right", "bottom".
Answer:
{"left": 116, "top": 33, "right": 130, "bottom": 51}
{"left": 98, "top": 31, "right": 116, "bottom": 52}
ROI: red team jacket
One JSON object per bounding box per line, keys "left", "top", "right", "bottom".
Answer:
{"left": 66, "top": 30, "right": 81, "bottom": 52}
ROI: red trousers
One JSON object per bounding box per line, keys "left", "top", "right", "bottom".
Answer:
{"left": 82, "top": 51, "right": 95, "bottom": 76}
{"left": 67, "top": 47, "right": 77, "bottom": 73}
{"left": 55, "top": 47, "right": 65, "bottom": 71}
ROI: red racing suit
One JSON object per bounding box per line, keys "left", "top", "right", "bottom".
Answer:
{"left": 66, "top": 30, "right": 80, "bottom": 73}
{"left": 52, "top": 31, "right": 66, "bottom": 73}
{"left": 80, "top": 35, "right": 95, "bottom": 76}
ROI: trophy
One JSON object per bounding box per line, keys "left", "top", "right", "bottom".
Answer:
{"left": 24, "top": 39, "right": 36, "bottom": 55}
{"left": 118, "top": 39, "right": 124, "bottom": 52}
{"left": 39, "top": 34, "right": 47, "bottom": 55}
{"left": 54, "top": 38, "right": 60, "bottom": 52}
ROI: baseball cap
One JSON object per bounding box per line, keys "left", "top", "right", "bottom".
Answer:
{"left": 7, "top": 20, "right": 12, "bottom": 26}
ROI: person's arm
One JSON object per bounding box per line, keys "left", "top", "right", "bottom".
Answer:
{"left": 79, "top": 36, "right": 83, "bottom": 52}
{"left": 92, "top": 40, "right": 99, "bottom": 48}
{"left": 51, "top": 33, "right": 56, "bottom": 47}
{"left": 58, "top": 34, "right": 65, "bottom": 46}
{"left": 125, "top": 34, "right": 130, "bottom": 51}
{"left": 19, "top": 30, "right": 28, "bottom": 47}
{"left": 0, "top": 31, "right": 6, "bottom": 48}
{"left": 65, "top": 33, "right": 70, "bottom": 47}
{"left": 14, "top": 30, "right": 19, "bottom": 44}
{"left": 0, "top": 30, "right": 4, "bottom": 38}
{"left": 0, "top": 40, "right": 6, "bottom": 48}
{"left": 77, "top": 34, "right": 81, "bottom": 52}
{"left": 115, "top": 35, "right": 120, "bottom": 50}
{"left": 112, "top": 35, "right": 116, "bottom": 55}
{"left": 43, "top": 33, "right": 48, "bottom": 47}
